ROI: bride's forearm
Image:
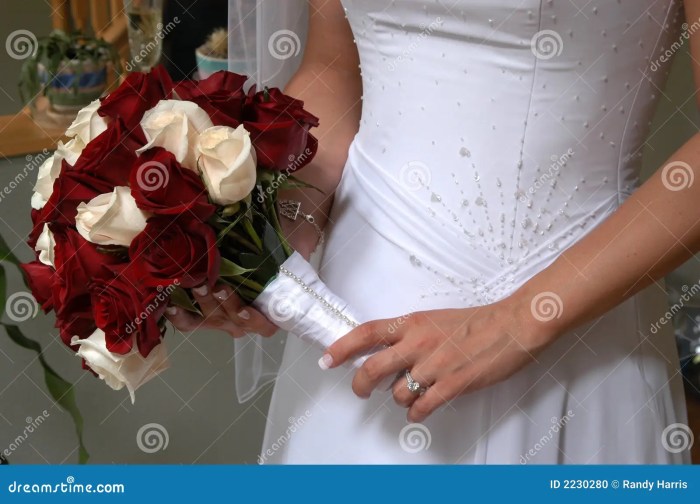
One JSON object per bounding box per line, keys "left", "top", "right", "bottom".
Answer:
{"left": 276, "top": 1, "right": 361, "bottom": 259}
{"left": 279, "top": 62, "right": 361, "bottom": 258}
{"left": 511, "top": 132, "right": 700, "bottom": 346}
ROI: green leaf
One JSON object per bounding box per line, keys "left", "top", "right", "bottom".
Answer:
{"left": 0, "top": 231, "right": 22, "bottom": 339}
{"left": 219, "top": 257, "right": 255, "bottom": 277}
{"left": 215, "top": 212, "right": 246, "bottom": 243}
{"left": 0, "top": 231, "right": 21, "bottom": 266}
{"left": 262, "top": 221, "right": 288, "bottom": 266}
{"left": 169, "top": 286, "right": 201, "bottom": 315}
{"left": 242, "top": 218, "right": 263, "bottom": 252}
{"left": 0, "top": 265, "right": 7, "bottom": 317}
{"left": 220, "top": 202, "right": 241, "bottom": 218}
{"left": 229, "top": 275, "right": 265, "bottom": 293}
{"left": 4, "top": 325, "right": 88, "bottom": 464}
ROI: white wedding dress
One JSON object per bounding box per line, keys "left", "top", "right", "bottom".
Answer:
{"left": 260, "top": 0, "right": 689, "bottom": 463}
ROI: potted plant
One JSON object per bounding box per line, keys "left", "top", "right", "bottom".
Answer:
{"left": 19, "top": 30, "right": 120, "bottom": 113}
{"left": 196, "top": 27, "right": 229, "bottom": 79}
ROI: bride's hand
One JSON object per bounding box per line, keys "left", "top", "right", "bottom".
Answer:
{"left": 321, "top": 298, "right": 556, "bottom": 422}
{"left": 165, "top": 283, "right": 278, "bottom": 337}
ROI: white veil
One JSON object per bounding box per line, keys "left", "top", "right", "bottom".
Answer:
{"left": 228, "top": 0, "right": 309, "bottom": 403}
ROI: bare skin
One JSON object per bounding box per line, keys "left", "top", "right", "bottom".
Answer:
{"left": 170, "top": 0, "right": 700, "bottom": 423}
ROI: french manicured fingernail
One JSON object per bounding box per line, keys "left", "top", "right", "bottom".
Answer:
{"left": 193, "top": 285, "right": 208, "bottom": 296}
{"left": 237, "top": 309, "right": 251, "bottom": 320}
{"left": 318, "top": 354, "right": 333, "bottom": 370}
{"left": 166, "top": 306, "right": 178, "bottom": 315}
{"left": 213, "top": 289, "right": 228, "bottom": 301}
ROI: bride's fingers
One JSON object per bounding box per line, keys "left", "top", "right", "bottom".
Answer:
{"left": 239, "top": 307, "right": 279, "bottom": 337}
{"left": 192, "top": 284, "right": 221, "bottom": 320}
{"left": 165, "top": 306, "right": 245, "bottom": 337}
{"left": 211, "top": 285, "right": 248, "bottom": 325}
{"left": 325, "top": 319, "right": 400, "bottom": 368}
{"left": 212, "top": 285, "right": 278, "bottom": 337}
{"left": 407, "top": 378, "right": 464, "bottom": 423}
{"left": 165, "top": 306, "right": 203, "bottom": 332}
{"left": 352, "top": 345, "right": 413, "bottom": 398}
{"left": 392, "top": 367, "right": 435, "bottom": 408}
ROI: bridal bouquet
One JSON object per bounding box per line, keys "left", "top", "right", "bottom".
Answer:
{"left": 20, "top": 66, "right": 366, "bottom": 402}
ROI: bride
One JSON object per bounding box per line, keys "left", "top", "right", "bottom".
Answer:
{"left": 167, "top": 0, "right": 698, "bottom": 463}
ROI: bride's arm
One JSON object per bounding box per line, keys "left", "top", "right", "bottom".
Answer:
{"left": 280, "top": 0, "right": 362, "bottom": 258}
{"left": 323, "top": 2, "right": 700, "bottom": 422}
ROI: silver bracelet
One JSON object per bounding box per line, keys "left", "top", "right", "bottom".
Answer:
{"left": 279, "top": 200, "right": 325, "bottom": 245}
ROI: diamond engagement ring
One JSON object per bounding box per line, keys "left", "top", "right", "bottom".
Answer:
{"left": 405, "top": 369, "right": 427, "bottom": 395}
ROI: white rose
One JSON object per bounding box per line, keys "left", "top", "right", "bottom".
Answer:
{"left": 31, "top": 137, "right": 85, "bottom": 210}
{"left": 136, "top": 100, "right": 214, "bottom": 169}
{"left": 65, "top": 99, "right": 109, "bottom": 145}
{"left": 72, "top": 329, "right": 170, "bottom": 403}
{"left": 35, "top": 223, "right": 56, "bottom": 267}
{"left": 195, "top": 125, "right": 257, "bottom": 205}
{"left": 75, "top": 186, "right": 149, "bottom": 246}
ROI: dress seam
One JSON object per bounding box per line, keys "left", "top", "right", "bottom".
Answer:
{"left": 507, "top": 0, "right": 545, "bottom": 257}
{"left": 615, "top": 1, "right": 678, "bottom": 206}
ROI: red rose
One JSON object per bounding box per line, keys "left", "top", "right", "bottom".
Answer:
{"left": 57, "top": 312, "right": 96, "bottom": 350}
{"left": 129, "top": 216, "right": 220, "bottom": 289}
{"left": 242, "top": 87, "right": 319, "bottom": 172}
{"left": 72, "top": 119, "right": 146, "bottom": 186}
{"left": 174, "top": 71, "right": 247, "bottom": 128}
{"left": 130, "top": 147, "right": 215, "bottom": 221}
{"left": 50, "top": 226, "right": 126, "bottom": 345}
{"left": 28, "top": 165, "right": 114, "bottom": 249}
{"left": 90, "top": 263, "right": 166, "bottom": 356}
{"left": 19, "top": 260, "right": 55, "bottom": 313}
{"left": 98, "top": 65, "right": 174, "bottom": 129}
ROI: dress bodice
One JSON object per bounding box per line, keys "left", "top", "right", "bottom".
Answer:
{"left": 339, "top": 0, "right": 683, "bottom": 301}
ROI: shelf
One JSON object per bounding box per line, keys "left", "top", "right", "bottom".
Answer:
{"left": 0, "top": 108, "right": 67, "bottom": 158}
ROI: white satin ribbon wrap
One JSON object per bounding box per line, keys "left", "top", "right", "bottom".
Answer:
{"left": 252, "top": 252, "right": 369, "bottom": 370}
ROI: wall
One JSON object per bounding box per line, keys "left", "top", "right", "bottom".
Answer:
{"left": 0, "top": 0, "right": 52, "bottom": 115}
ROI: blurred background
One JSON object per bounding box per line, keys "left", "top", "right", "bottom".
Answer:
{"left": 1, "top": 0, "right": 700, "bottom": 464}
